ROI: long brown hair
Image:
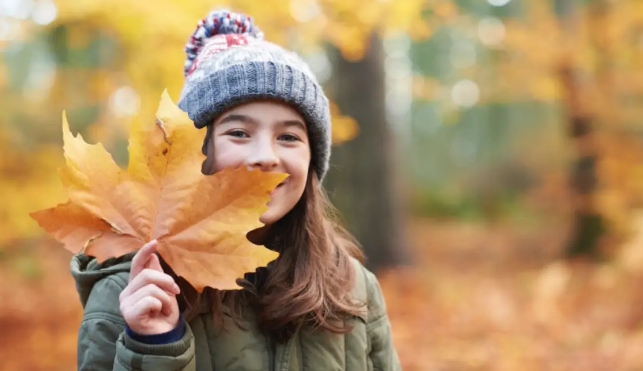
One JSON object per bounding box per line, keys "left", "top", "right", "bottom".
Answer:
{"left": 172, "top": 124, "right": 365, "bottom": 342}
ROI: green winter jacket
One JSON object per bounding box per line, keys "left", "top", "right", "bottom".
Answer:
{"left": 71, "top": 253, "right": 401, "bottom": 371}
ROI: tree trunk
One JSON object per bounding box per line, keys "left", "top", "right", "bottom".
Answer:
{"left": 556, "top": 0, "right": 605, "bottom": 258}
{"left": 324, "top": 34, "right": 410, "bottom": 272}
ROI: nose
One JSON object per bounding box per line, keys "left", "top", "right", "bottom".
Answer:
{"left": 245, "top": 137, "right": 279, "bottom": 171}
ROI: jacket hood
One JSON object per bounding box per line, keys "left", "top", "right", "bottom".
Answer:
{"left": 70, "top": 252, "right": 135, "bottom": 308}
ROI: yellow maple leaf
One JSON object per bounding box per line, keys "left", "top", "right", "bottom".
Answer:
{"left": 30, "top": 90, "right": 286, "bottom": 292}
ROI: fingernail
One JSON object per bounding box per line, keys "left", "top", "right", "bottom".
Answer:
{"left": 174, "top": 284, "right": 181, "bottom": 294}
{"left": 144, "top": 240, "right": 158, "bottom": 250}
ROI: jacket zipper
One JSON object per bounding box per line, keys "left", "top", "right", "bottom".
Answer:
{"left": 266, "top": 334, "right": 276, "bottom": 371}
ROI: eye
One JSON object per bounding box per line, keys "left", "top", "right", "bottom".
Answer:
{"left": 279, "top": 133, "right": 300, "bottom": 142}
{"left": 227, "top": 130, "right": 249, "bottom": 138}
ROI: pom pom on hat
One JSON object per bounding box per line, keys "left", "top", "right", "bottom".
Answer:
{"left": 183, "top": 10, "right": 264, "bottom": 76}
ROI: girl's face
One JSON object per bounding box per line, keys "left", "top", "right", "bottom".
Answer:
{"left": 211, "top": 100, "right": 311, "bottom": 225}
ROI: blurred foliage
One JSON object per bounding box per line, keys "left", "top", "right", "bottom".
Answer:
{"left": 4, "top": 0, "right": 643, "bottom": 369}
{"left": 403, "top": 0, "right": 643, "bottom": 258}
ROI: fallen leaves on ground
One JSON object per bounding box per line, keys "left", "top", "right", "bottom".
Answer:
{"left": 379, "top": 220, "right": 643, "bottom": 371}
{"left": 29, "top": 90, "right": 285, "bottom": 291}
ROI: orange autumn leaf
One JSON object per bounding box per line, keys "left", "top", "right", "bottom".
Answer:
{"left": 30, "top": 90, "right": 286, "bottom": 292}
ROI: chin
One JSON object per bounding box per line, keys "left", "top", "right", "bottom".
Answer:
{"left": 259, "top": 209, "right": 280, "bottom": 226}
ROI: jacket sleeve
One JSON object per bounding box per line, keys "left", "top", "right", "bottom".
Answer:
{"left": 363, "top": 268, "right": 402, "bottom": 371}
{"left": 77, "top": 275, "right": 196, "bottom": 371}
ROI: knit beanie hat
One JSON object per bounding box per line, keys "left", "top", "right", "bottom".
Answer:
{"left": 177, "top": 10, "right": 331, "bottom": 180}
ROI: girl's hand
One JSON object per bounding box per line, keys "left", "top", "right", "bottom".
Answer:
{"left": 119, "top": 240, "right": 181, "bottom": 335}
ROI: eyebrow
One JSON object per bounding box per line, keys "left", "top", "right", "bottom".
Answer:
{"left": 216, "top": 114, "right": 307, "bottom": 131}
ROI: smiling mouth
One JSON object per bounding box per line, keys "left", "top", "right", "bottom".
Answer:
{"left": 271, "top": 180, "right": 287, "bottom": 195}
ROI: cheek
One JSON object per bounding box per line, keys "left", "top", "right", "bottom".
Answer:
{"left": 212, "top": 139, "right": 245, "bottom": 171}
{"left": 292, "top": 164, "right": 308, "bottom": 189}
{"left": 288, "top": 150, "right": 310, "bottom": 190}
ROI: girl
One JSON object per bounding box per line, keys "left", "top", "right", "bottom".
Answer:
{"left": 72, "top": 9, "right": 401, "bottom": 371}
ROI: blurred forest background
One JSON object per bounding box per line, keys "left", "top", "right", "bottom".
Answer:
{"left": 3, "top": 0, "right": 643, "bottom": 370}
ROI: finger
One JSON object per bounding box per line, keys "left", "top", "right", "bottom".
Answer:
{"left": 123, "top": 296, "right": 163, "bottom": 320}
{"left": 121, "top": 284, "right": 175, "bottom": 317}
{"left": 121, "top": 269, "right": 180, "bottom": 298}
{"left": 147, "top": 252, "right": 163, "bottom": 273}
{"left": 130, "top": 240, "right": 158, "bottom": 282}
